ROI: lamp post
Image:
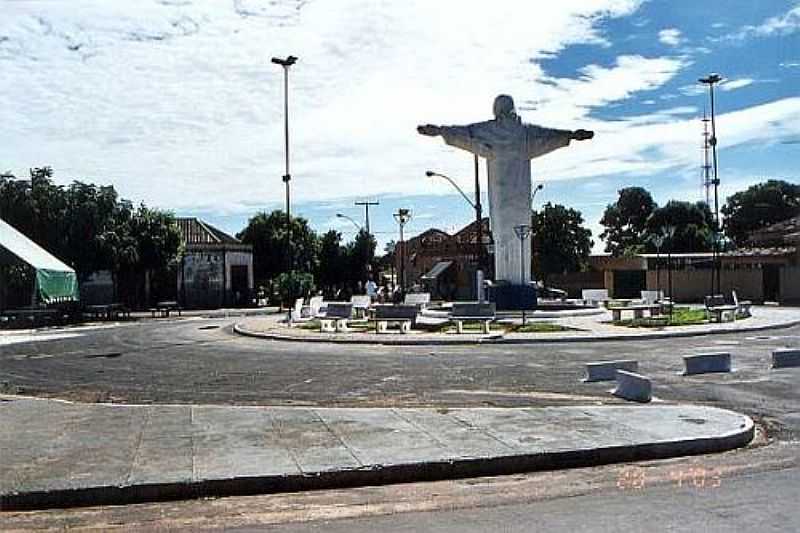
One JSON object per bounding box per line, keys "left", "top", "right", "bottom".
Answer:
{"left": 699, "top": 73, "right": 722, "bottom": 294}
{"left": 650, "top": 234, "right": 665, "bottom": 297}
{"left": 335, "top": 213, "right": 361, "bottom": 232}
{"left": 514, "top": 224, "right": 532, "bottom": 324}
{"left": 426, "top": 169, "right": 484, "bottom": 298}
{"left": 393, "top": 208, "right": 412, "bottom": 298}
{"left": 271, "top": 55, "right": 298, "bottom": 281}
{"left": 662, "top": 225, "right": 676, "bottom": 318}
{"left": 530, "top": 183, "right": 544, "bottom": 280}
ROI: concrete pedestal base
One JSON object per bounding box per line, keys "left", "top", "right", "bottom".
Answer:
{"left": 488, "top": 283, "right": 537, "bottom": 311}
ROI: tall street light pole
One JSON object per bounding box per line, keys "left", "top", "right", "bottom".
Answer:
{"left": 355, "top": 201, "right": 379, "bottom": 234}
{"left": 271, "top": 55, "right": 298, "bottom": 280}
{"left": 699, "top": 73, "right": 722, "bottom": 294}
{"left": 393, "top": 208, "right": 412, "bottom": 298}
{"left": 426, "top": 169, "right": 484, "bottom": 298}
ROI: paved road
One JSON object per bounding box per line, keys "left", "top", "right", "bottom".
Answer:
{"left": 263, "top": 466, "right": 800, "bottom": 533}
{"left": 1, "top": 318, "right": 799, "bottom": 440}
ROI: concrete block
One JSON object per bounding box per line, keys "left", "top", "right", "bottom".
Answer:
{"left": 584, "top": 360, "right": 639, "bottom": 382}
{"left": 772, "top": 349, "right": 800, "bottom": 369}
{"left": 612, "top": 370, "right": 652, "bottom": 403}
{"left": 683, "top": 352, "right": 731, "bottom": 375}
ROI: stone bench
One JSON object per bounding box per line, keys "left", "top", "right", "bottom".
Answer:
{"left": 370, "top": 304, "right": 418, "bottom": 334}
{"left": 584, "top": 360, "right": 639, "bottom": 382}
{"left": 608, "top": 304, "right": 663, "bottom": 322}
{"left": 683, "top": 352, "right": 732, "bottom": 375}
{"left": 772, "top": 349, "right": 800, "bottom": 369}
{"left": 320, "top": 303, "right": 353, "bottom": 333}
{"left": 450, "top": 302, "right": 496, "bottom": 334}
{"left": 612, "top": 370, "right": 652, "bottom": 403}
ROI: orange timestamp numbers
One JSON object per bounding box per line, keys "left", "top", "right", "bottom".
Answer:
{"left": 617, "top": 466, "right": 722, "bottom": 490}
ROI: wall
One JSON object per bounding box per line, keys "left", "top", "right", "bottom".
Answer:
{"left": 180, "top": 252, "right": 224, "bottom": 309}
{"left": 781, "top": 266, "right": 800, "bottom": 303}
{"left": 80, "top": 270, "right": 114, "bottom": 305}
{"left": 646, "top": 269, "right": 763, "bottom": 302}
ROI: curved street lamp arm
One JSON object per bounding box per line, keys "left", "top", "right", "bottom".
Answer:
{"left": 426, "top": 171, "right": 477, "bottom": 210}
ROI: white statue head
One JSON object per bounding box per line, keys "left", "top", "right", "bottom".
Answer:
{"left": 493, "top": 94, "right": 517, "bottom": 120}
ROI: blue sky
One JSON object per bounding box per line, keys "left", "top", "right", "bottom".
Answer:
{"left": 1, "top": 1, "right": 798, "bottom": 251}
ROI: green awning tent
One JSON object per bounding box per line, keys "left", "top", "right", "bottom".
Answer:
{"left": 0, "top": 218, "right": 79, "bottom": 304}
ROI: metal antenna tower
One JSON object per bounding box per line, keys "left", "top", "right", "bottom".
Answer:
{"left": 701, "top": 109, "right": 712, "bottom": 205}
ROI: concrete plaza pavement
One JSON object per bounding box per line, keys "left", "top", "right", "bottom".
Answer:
{"left": 0, "top": 396, "right": 752, "bottom": 510}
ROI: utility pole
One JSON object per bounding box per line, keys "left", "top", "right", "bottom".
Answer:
{"left": 355, "top": 200, "right": 379, "bottom": 234}
{"left": 699, "top": 73, "right": 722, "bottom": 294}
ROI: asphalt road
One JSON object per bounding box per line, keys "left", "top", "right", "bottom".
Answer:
{"left": 262, "top": 466, "right": 800, "bottom": 533}
{"left": 1, "top": 317, "right": 799, "bottom": 441}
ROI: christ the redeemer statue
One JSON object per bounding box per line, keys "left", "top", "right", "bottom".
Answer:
{"left": 418, "top": 94, "right": 593, "bottom": 285}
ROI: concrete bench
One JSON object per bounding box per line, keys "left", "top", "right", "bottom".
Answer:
{"left": 370, "top": 304, "right": 418, "bottom": 333}
{"left": 705, "top": 295, "right": 736, "bottom": 323}
{"left": 320, "top": 303, "right": 353, "bottom": 333}
{"left": 612, "top": 370, "right": 652, "bottom": 403}
{"left": 350, "top": 295, "right": 372, "bottom": 319}
{"left": 584, "top": 360, "right": 639, "bottom": 382}
{"left": 732, "top": 290, "right": 752, "bottom": 318}
{"left": 151, "top": 301, "right": 182, "bottom": 318}
{"left": 450, "top": 302, "right": 496, "bottom": 334}
{"left": 608, "top": 304, "right": 663, "bottom": 322}
{"left": 683, "top": 352, "right": 731, "bottom": 375}
{"left": 772, "top": 349, "right": 800, "bottom": 369}
{"left": 581, "top": 289, "right": 609, "bottom": 307}
{"left": 404, "top": 292, "right": 431, "bottom": 309}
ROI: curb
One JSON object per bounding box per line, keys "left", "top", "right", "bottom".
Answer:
{"left": 0, "top": 412, "right": 753, "bottom": 511}
{"left": 233, "top": 318, "right": 800, "bottom": 346}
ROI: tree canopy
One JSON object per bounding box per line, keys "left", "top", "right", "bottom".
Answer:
{"left": 236, "top": 210, "right": 319, "bottom": 284}
{"left": 722, "top": 179, "right": 800, "bottom": 246}
{"left": 599, "top": 187, "right": 656, "bottom": 256}
{"left": 645, "top": 200, "right": 714, "bottom": 253}
{"left": 531, "top": 202, "right": 593, "bottom": 280}
{"left": 0, "top": 169, "right": 180, "bottom": 283}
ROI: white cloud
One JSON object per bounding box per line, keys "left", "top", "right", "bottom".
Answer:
{"left": 780, "top": 61, "right": 800, "bottom": 68}
{"left": 658, "top": 28, "right": 683, "bottom": 46}
{"left": 721, "top": 78, "right": 754, "bottom": 91}
{"left": 719, "top": 5, "right": 800, "bottom": 41}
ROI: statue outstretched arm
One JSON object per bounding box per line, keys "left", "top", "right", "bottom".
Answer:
{"left": 526, "top": 126, "right": 594, "bottom": 159}
{"left": 417, "top": 124, "right": 489, "bottom": 156}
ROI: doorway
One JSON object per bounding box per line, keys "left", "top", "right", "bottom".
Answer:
{"left": 763, "top": 264, "right": 781, "bottom": 302}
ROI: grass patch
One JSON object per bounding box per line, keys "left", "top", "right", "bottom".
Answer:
{"left": 510, "top": 322, "right": 573, "bottom": 333}
{"left": 613, "top": 306, "right": 721, "bottom": 328}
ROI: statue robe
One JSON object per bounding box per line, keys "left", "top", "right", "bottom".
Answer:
{"left": 437, "top": 118, "right": 572, "bottom": 284}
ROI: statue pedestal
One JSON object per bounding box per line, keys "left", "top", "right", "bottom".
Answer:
{"left": 487, "top": 281, "right": 537, "bottom": 311}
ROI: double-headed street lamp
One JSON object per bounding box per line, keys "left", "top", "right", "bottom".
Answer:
{"left": 393, "top": 208, "right": 412, "bottom": 297}
{"left": 271, "top": 54, "right": 298, "bottom": 277}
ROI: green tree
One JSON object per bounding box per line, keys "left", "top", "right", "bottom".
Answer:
{"left": 236, "top": 210, "right": 319, "bottom": 285}
{"left": 599, "top": 187, "right": 656, "bottom": 256}
{"left": 531, "top": 203, "right": 593, "bottom": 281}
{"left": 62, "top": 181, "right": 120, "bottom": 280}
{"left": 316, "top": 229, "right": 345, "bottom": 295}
{"left": 722, "top": 179, "right": 800, "bottom": 246}
{"left": 645, "top": 201, "right": 713, "bottom": 252}
{"left": 345, "top": 229, "right": 377, "bottom": 287}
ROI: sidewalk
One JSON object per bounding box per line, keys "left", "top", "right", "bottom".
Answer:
{"left": 0, "top": 396, "right": 753, "bottom": 510}
{"left": 234, "top": 306, "right": 800, "bottom": 345}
